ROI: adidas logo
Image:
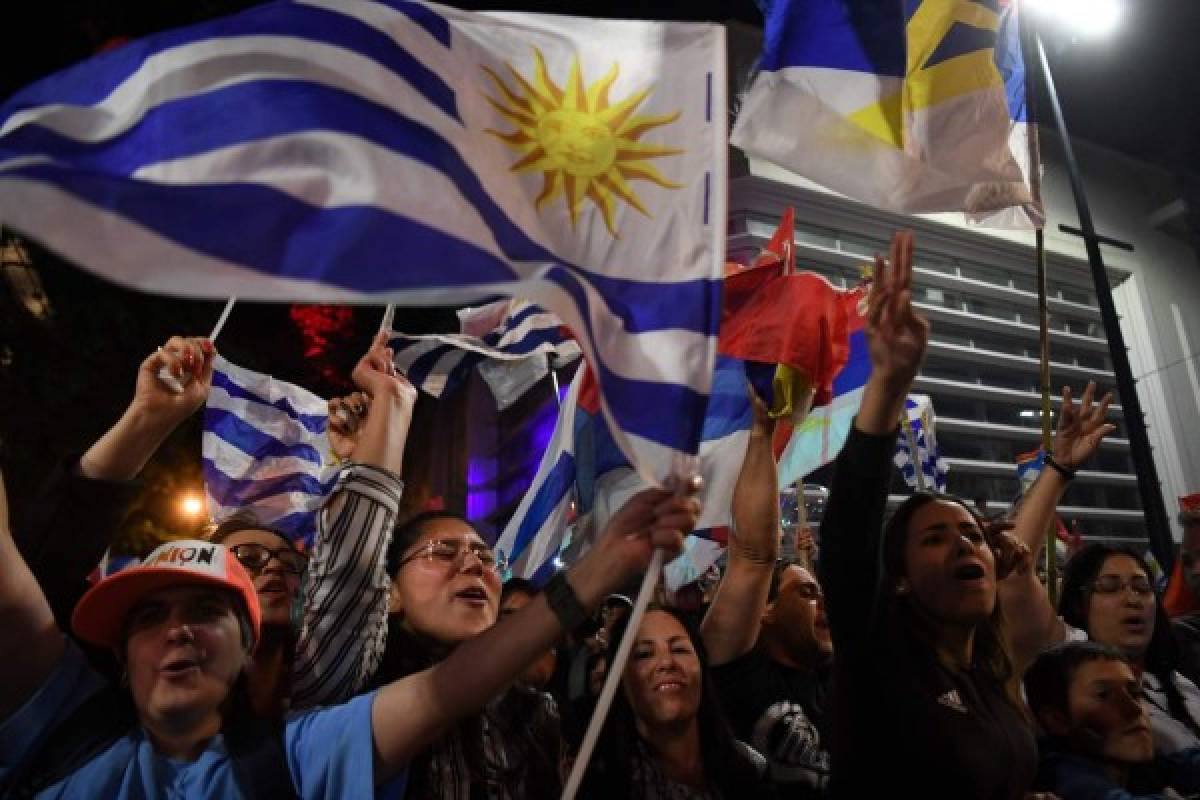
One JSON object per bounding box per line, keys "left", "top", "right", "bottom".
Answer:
{"left": 936, "top": 690, "right": 968, "bottom": 713}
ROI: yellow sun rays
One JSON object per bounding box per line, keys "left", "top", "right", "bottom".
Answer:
{"left": 482, "top": 48, "right": 683, "bottom": 237}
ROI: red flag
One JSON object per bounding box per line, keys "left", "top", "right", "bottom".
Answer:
{"left": 719, "top": 208, "right": 852, "bottom": 408}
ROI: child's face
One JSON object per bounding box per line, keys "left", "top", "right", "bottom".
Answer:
{"left": 1065, "top": 658, "right": 1154, "bottom": 765}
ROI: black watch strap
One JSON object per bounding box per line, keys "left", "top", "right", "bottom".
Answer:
{"left": 1044, "top": 454, "right": 1077, "bottom": 481}
{"left": 544, "top": 571, "right": 589, "bottom": 632}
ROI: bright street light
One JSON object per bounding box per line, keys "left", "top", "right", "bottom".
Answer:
{"left": 1025, "top": 0, "right": 1122, "bottom": 38}
{"left": 179, "top": 492, "right": 205, "bottom": 518}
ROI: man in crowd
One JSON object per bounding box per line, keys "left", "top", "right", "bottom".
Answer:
{"left": 700, "top": 390, "right": 832, "bottom": 796}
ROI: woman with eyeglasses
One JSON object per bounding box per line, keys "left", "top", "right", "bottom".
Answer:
{"left": 14, "top": 329, "right": 418, "bottom": 720}
{"left": 360, "top": 508, "right": 567, "bottom": 799}
{"left": 1059, "top": 543, "right": 1200, "bottom": 755}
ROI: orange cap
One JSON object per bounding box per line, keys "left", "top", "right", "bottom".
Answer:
{"left": 72, "top": 540, "right": 260, "bottom": 649}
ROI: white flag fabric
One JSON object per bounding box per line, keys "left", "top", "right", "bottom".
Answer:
{"left": 390, "top": 298, "right": 580, "bottom": 409}
{"left": 732, "top": 0, "right": 1041, "bottom": 228}
{"left": 203, "top": 356, "right": 337, "bottom": 547}
{"left": 0, "top": 0, "right": 727, "bottom": 485}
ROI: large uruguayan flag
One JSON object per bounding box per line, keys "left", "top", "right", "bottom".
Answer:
{"left": 733, "top": 0, "right": 1041, "bottom": 227}
{"left": 203, "top": 356, "right": 337, "bottom": 547}
{"left": 0, "top": 0, "right": 727, "bottom": 484}
{"left": 894, "top": 394, "right": 949, "bottom": 492}
{"left": 390, "top": 298, "right": 580, "bottom": 409}
{"left": 497, "top": 354, "right": 752, "bottom": 589}
{"left": 777, "top": 283, "right": 871, "bottom": 487}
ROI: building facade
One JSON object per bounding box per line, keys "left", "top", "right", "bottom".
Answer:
{"left": 727, "top": 125, "right": 1200, "bottom": 547}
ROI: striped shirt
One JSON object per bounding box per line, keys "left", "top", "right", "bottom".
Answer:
{"left": 291, "top": 462, "right": 403, "bottom": 709}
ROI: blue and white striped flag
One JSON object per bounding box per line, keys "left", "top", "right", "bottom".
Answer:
{"left": 203, "top": 356, "right": 337, "bottom": 548}
{"left": 0, "top": 0, "right": 727, "bottom": 485}
{"left": 894, "top": 394, "right": 949, "bottom": 493}
{"left": 497, "top": 354, "right": 753, "bottom": 589}
{"left": 390, "top": 298, "right": 580, "bottom": 409}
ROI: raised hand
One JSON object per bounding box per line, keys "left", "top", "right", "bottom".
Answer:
{"left": 327, "top": 391, "right": 371, "bottom": 461}
{"left": 866, "top": 231, "right": 930, "bottom": 389}
{"left": 1053, "top": 382, "right": 1116, "bottom": 471}
{"left": 589, "top": 481, "right": 701, "bottom": 580}
{"left": 135, "top": 336, "right": 215, "bottom": 426}
{"left": 352, "top": 330, "right": 417, "bottom": 406}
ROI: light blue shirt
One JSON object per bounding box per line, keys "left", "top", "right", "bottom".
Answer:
{"left": 0, "top": 641, "right": 407, "bottom": 799}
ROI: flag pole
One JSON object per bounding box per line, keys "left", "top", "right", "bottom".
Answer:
{"left": 901, "top": 405, "right": 926, "bottom": 492}
{"left": 1035, "top": 228, "right": 1059, "bottom": 604}
{"left": 208, "top": 296, "right": 238, "bottom": 342}
{"left": 563, "top": 453, "right": 697, "bottom": 799}
{"left": 1031, "top": 32, "right": 1175, "bottom": 571}
{"left": 379, "top": 303, "right": 395, "bottom": 334}
{"left": 1020, "top": 0, "right": 1059, "bottom": 603}
{"left": 157, "top": 296, "right": 237, "bottom": 392}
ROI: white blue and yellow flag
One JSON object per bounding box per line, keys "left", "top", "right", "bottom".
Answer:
{"left": 0, "top": 0, "right": 727, "bottom": 484}
{"left": 733, "top": 0, "right": 1041, "bottom": 227}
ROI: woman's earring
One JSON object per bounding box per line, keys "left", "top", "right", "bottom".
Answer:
{"left": 895, "top": 580, "right": 910, "bottom": 596}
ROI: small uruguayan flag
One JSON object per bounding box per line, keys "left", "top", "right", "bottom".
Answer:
{"left": 497, "top": 354, "right": 752, "bottom": 589}
{"left": 732, "top": 0, "right": 1041, "bottom": 227}
{"left": 0, "top": 0, "right": 727, "bottom": 488}
{"left": 203, "top": 356, "right": 337, "bottom": 547}
{"left": 390, "top": 298, "right": 580, "bottom": 410}
{"left": 894, "top": 394, "right": 949, "bottom": 493}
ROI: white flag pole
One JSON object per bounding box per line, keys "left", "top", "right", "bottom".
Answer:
{"left": 562, "top": 453, "right": 698, "bottom": 800}
{"left": 562, "top": 547, "right": 665, "bottom": 800}
{"left": 208, "top": 296, "right": 238, "bottom": 342}
{"left": 157, "top": 296, "right": 237, "bottom": 393}
{"left": 379, "top": 303, "right": 395, "bottom": 334}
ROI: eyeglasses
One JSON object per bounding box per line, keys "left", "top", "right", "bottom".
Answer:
{"left": 795, "top": 583, "right": 824, "bottom": 601}
{"left": 398, "top": 538, "right": 508, "bottom": 575}
{"left": 1089, "top": 575, "right": 1153, "bottom": 596}
{"left": 229, "top": 543, "right": 308, "bottom": 576}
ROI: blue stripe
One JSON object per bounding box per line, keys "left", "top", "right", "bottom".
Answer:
{"left": 832, "top": 331, "right": 871, "bottom": 394}
{"left": 558, "top": 266, "right": 721, "bottom": 337}
{"left": 205, "top": 407, "right": 325, "bottom": 466}
{"left": 203, "top": 459, "right": 331, "bottom": 507}
{"left": 506, "top": 451, "right": 575, "bottom": 564}
{"left": 0, "top": 1, "right": 457, "bottom": 128}
{"left": 211, "top": 369, "right": 327, "bottom": 433}
{"left": 994, "top": 2, "right": 1028, "bottom": 123}
{"left": 760, "top": 0, "right": 906, "bottom": 77}
{"left": 2, "top": 162, "right": 519, "bottom": 292}
{"left": 544, "top": 266, "right": 713, "bottom": 452}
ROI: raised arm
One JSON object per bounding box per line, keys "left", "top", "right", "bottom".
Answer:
{"left": 701, "top": 390, "right": 780, "bottom": 665}
{"left": 0, "top": 466, "right": 64, "bottom": 721}
{"left": 17, "top": 337, "right": 213, "bottom": 626}
{"left": 999, "top": 382, "right": 1115, "bottom": 670}
{"left": 818, "top": 231, "right": 929, "bottom": 653}
{"left": 79, "top": 336, "right": 214, "bottom": 481}
{"left": 292, "top": 332, "right": 416, "bottom": 708}
{"left": 369, "top": 484, "right": 700, "bottom": 783}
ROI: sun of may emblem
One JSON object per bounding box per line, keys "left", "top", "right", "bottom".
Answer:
{"left": 482, "top": 49, "right": 684, "bottom": 237}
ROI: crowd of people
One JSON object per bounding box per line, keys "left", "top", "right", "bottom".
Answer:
{"left": 3, "top": 231, "right": 1200, "bottom": 799}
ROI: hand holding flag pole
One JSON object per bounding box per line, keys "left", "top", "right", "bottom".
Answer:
{"left": 156, "top": 296, "right": 237, "bottom": 392}
{"left": 562, "top": 457, "right": 701, "bottom": 800}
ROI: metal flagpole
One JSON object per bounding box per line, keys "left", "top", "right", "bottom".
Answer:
{"left": 1032, "top": 32, "right": 1176, "bottom": 571}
